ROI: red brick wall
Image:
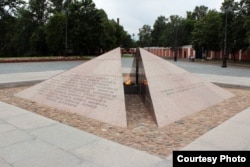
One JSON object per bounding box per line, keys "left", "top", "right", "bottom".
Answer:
{"left": 143, "top": 47, "right": 250, "bottom": 62}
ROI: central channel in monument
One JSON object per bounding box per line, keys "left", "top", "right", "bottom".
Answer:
{"left": 16, "top": 47, "right": 234, "bottom": 128}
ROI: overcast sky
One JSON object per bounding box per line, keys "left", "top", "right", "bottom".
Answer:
{"left": 93, "top": 0, "right": 229, "bottom": 38}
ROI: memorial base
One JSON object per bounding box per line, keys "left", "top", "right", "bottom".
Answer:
{"left": 124, "top": 84, "right": 139, "bottom": 94}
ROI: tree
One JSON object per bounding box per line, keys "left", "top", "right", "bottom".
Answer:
{"left": 227, "top": 0, "right": 248, "bottom": 60}
{"left": 184, "top": 7, "right": 206, "bottom": 46}
{"left": 30, "top": 26, "right": 48, "bottom": 55}
{"left": 138, "top": 24, "right": 152, "bottom": 47}
{"left": 45, "top": 12, "right": 65, "bottom": 55}
{"left": 51, "top": 0, "right": 64, "bottom": 13}
{"left": 167, "top": 15, "right": 186, "bottom": 48}
{"left": 29, "top": 0, "right": 53, "bottom": 26}
{"left": 192, "top": 10, "right": 222, "bottom": 52}
{"left": 204, "top": 10, "right": 222, "bottom": 51}
{"left": 99, "top": 15, "right": 117, "bottom": 52}
{"left": 26, "top": 0, "right": 54, "bottom": 55}
{"left": 112, "top": 20, "right": 132, "bottom": 48}
{"left": 218, "top": 0, "right": 249, "bottom": 61}
{"left": 162, "top": 22, "right": 173, "bottom": 47}
{"left": 190, "top": 5, "right": 209, "bottom": 20}
{"left": 67, "top": 0, "right": 102, "bottom": 54}
{"left": 0, "top": 0, "right": 25, "bottom": 56}
{"left": 151, "top": 16, "right": 168, "bottom": 46}
{"left": 0, "top": 15, "right": 17, "bottom": 56}
{"left": 12, "top": 7, "right": 37, "bottom": 56}
{"left": 122, "top": 33, "right": 133, "bottom": 49}
{"left": 241, "top": 0, "right": 250, "bottom": 49}
{"left": 0, "top": 0, "right": 25, "bottom": 18}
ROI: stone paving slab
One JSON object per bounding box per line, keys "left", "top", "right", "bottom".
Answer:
{"left": 0, "top": 129, "right": 34, "bottom": 148}
{"left": 73, "top": 139, "right": 164, "bottom": 167}
{"left": 195, "top": 74, "right": 250, "bottom": 89}
{"left": 7, "top": 113, "right": 56, "bottom": 130}
{"left": 1, "top": 67, "right": 250, "bottom": 90}
{"left": 181, "top": 107, "right": 250, "bottom": 151}
{"left": 0, "top": 139, "right": 81, "bottom": 167}
{"left": 30, "top": 124, "right": 100, "bottom": 150}
{"left": 0, "top": 70, "right": 63, "bottom": 88}
{"left": 0, "top": 122, "right": 16, "bottom": 133}
{"left": 0, "top": 157, "right": 12, "bottom": 167}
{"left": 0, "top": 101, "right": 165, "bottom": 167}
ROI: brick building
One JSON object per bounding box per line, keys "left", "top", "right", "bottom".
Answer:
{"left": 144, "top": 45, "right": 250, "bottom": 62}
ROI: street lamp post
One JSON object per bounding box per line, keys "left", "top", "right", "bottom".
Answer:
{"left": 174, "top": 23, "right": 179, "bottom": 62}
{"left": 64, "top": 0, "right": 69, "bottom": 57}
{"left": 22, "top": 26, "right": 25, "bottom": 55}
{"left": 202, "top": 47, "right": 205, "bottom": 61}
{"left": 222, "top": 6, "right": 232, "bottom": 68}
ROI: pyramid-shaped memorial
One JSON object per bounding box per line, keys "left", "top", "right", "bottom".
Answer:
{"left": 16, "top": 48, "right": 127, "bottom": 127}
{"left": 16, "top": 47, "right": 235, "bottom": 128}
{"left": 139, "top": 48, "right": 234, "bottom": 127}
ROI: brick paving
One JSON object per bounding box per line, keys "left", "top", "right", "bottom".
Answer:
{"left": 0, "top": 86, "right": 250, "bottom": 158}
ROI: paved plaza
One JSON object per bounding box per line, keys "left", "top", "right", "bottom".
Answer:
{"left": 0, "top": 59, "right": 250, "bottom": 167}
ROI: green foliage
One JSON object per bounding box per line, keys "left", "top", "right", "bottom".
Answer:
{"left": 1, "top": 0, "right": 250, "bottom": 57}
{"left": 30, "top": 26, "right": 48, "bottom": 55}
{"left": 192, "top": 10, "right": 222, "bottom": 51}
{"left": 45, "top": 12, "right": 65, "bottom": 55}
{"left": 137, "top": 0, "right": 250, "bottom": 55}
{"left": 29, "top": 0, "right": 52, "bottom": 26}
{"left": 242, "top": 0, "right": 250, "bottom": 49}
{"left": 0, "top": 0, "right": 133, "bottom": 56}
{"left": 0, "top": 0, "right": 25, "bottom": 17}
{"left": 138, "top": 24, "right": 152, "bottom": 47}
{"left": 151, "top": 16, "right": 168, "bottom": 46}
{"left": 0, "top": 15, "right": 17, "bottom": 56}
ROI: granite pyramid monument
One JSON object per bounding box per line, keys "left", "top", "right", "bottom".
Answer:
{"left": 16, "top": 48, "right": 127, "bottom": 127}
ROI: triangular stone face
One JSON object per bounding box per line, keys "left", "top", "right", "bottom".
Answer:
{"left": 139, "top": 48, "right": 234, "bottom": 127}
{"left": 16, "top": 48, "right": 127, "bottom": 127}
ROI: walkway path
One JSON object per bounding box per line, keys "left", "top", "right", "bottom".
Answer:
{"left": 0, "top": 101, "right": 166, "bottom": 167}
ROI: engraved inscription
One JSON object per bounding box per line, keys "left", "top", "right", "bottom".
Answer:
{"left": 161, "top": 82, "right": 205, "bottom": 96}
{"left": 37, "top": 74, "right": 119, "bottom": 108}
